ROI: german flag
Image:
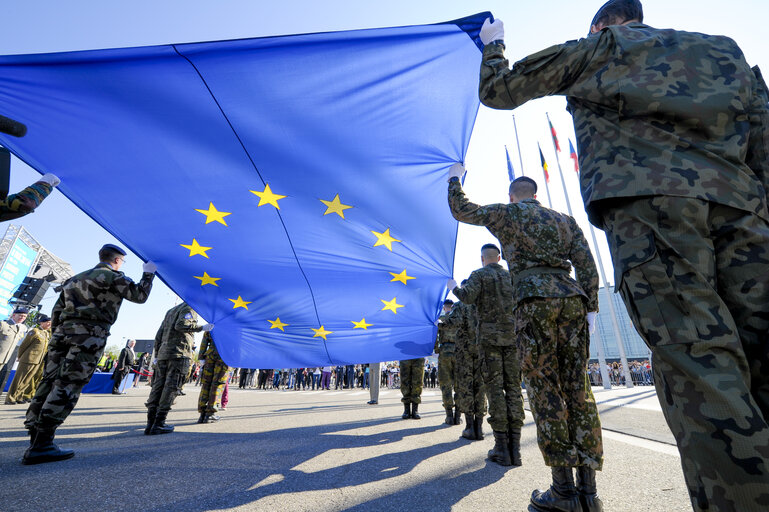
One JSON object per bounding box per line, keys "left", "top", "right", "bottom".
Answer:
{"left": 538, "top": 143, "right": 550, "bottom": 183}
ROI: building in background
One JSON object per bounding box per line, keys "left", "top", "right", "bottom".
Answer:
{"left": 589, "top": 286, "right": 650, "bottom": 361}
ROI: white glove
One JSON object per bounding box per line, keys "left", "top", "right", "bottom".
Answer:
{"left": 448, "top": 162, "right": 465, "bottom": 181}
{"left": 479, "top": 18, "right": 505, "bottom": 46}
{"left": 447, "top": 278, "right": 457, "bottom": 290}
{"left": 152, "top": 358, "right": 157, "bottom": 366}
{"left": 201, "top": 323, "right": 214, "bottom": 332}
{"left": 587, "top": 312, "right": 597, "bottom": 334}
{"left": 142, "top": 261, "right": 157, "bottom": 274}
{"left": 433, "top": 319, "right": 440, "bottom": 326}
{"left": 199, "top": 360, "right": 206, "bottom": 367}
{"left": 39, "top": 173, "right": 61, "bottom": 187}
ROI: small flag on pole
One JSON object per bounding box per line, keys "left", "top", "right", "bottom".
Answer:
{"left": 538, "top": 143, "right": 550, "bottom": 183}
{"left": 504, "top": 145, "right": 516, "bottom": 181}
{"left": 569, "top": 139, "right": 579, "bottom": 173}
{"left": 548, "top": 117, "right": 561, "bottom": 152}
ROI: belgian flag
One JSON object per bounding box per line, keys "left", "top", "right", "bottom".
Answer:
{"left": 538, "top": 143, "right": 550, "bottom": 183}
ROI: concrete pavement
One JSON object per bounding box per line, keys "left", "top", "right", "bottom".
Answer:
{"left": 0, "top": 383, "right": 691, "bottom": 511}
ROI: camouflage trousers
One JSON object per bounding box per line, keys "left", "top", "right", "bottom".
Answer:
{"left": 480, "top": 343, "right": 524, "bottom": 432}
{"left": 198, "top": 358, "right": 229, "bottom": 414}
{"left": 602, "top": 197, "right": 769, "bottom": 511}
{"left": 24, "top": 326, "right": 109, "bottom": 432}
{"left": 438, "top": 352, "right": 457, "bottom": 409}
{"left": 6, "top": 361, "right": 44, "bottom": 403}
{"left": 399, "top": 358, "right": 425, "bottom": 404}
{"left": 517, "top": 297, "right": 603, "bottom": 470}
{"left": 456, "top": 346, "right": 486, "bottom": 416}
{"left": 146, "top": 358, "right": 190, "bottom": 414}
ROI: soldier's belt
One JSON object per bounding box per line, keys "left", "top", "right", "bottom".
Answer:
{"left": 513, "top": 266, "right": 570, "bottom": 287}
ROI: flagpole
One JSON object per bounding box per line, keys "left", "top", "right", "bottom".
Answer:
{"left": 548, "top": 112, "right": 633, "bottom": 389}
{"left": 512, "top": 115, "right": 525, "bottom": 177}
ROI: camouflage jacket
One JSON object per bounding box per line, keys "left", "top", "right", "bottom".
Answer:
{"left": 197, "top": 331, "right": 223, "bottom": 363}
{"left": 0, "top": 181, "right": 53, "bottom": 222}
{"left": 479, "top": 23, "right": 769, "bottom": 226}
{"left": 449, "top": 181, "right": 599, "bottom": 312}
{"left": 434, "top": 314, "right": 456, "bottom": 355}
{"left": 454, "top": 262, "right": 515, "bottom": 328}
{"left": 51, "top": 262, "right": 154, "bottom": 335}
{"left": 154, "top": 302, "right": 203, "bottom": 360}
{"left": 447, "top": 302, "right": 479, "bottom": 356}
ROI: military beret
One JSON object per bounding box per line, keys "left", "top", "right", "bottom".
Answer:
{"left": 37, "top": 314, "right": 51, "bottom": 323}
{"left": 511, "top": 176, "right": 538, "bottom": 194}
{"left": 100, "top": 243, "right": 127, "bottom": 256}
{"left": 591, "top": 0, "right": 644, "bottom": 28}
{"left": 13, "top": 305, "right": 29, "bottom": 314}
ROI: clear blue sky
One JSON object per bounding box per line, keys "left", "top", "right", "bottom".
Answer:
{"left": 0, "top": 0, "right": 766, "bottom": 352}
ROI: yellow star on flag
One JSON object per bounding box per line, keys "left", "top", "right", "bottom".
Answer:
{"left": 180, "top": 239, "right": 212, "bottom": 258}
{"left": 371, "top": 228, "right": 401, "bottom": 251}
{"left": 351, "top": 318, "right": 372, "bottom": 330}
{"left": 194, "top": 272, "right": 220, "bottom": 287}
{"left": 381, "top": 297, "right": 404, "bottom": 314}
{"left": 269, "top": 317, "right": 288, "bottom": 331}
{"left": 250, "top": 183, "right": 286, "bottom": 209}
{"left": 320, "top": 194, "right": 353, "bottom": 219}
{"left": 389, "top": 269, "right": 415, "bottom": 285}
{"left": 312, "top": 325, "right": 333, "bottom": 340}
{"left": 195, "top": 202, "right": 231, "bottom": 226}
{"left": 229, "top": 296, "right": 252, "bottom": 310}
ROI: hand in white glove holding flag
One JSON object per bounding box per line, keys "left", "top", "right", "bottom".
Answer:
{"left": 479, "top": 18, "right": 505, "bottom": 46}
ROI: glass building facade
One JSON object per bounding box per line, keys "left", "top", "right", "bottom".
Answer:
{"left": 589, "top": 286, "right": 651, "bottom": 361}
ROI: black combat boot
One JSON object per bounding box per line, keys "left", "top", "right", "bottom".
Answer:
{"left": 577, "top": 466, "right": 604, "bottom": 512}
{"left": 145, "top": 409, "right": 157, "bottom": 435}
{"left": 473, "top": 415, "right": 484, "bottom": 440}
{"left": 509, "top": 426, "right": 522, "bottom": 466}
{"left": 402, "top": 402, "right": 411, "bottom": 420}
{"left": 196, "top": 412, "right": 206, "bottom": 424}
{"left": 149, "top": 411, "right": 174, "bottom": 435}
{"left": 529, "top": 467, "right": 581, "bottom": 512}
{"left": 410, "top": 403, "right": 421, "bottom": 419}
{"left": 488, "top": 431, "right": 512, "bottom": 466}
{"left": 444, "top": 407, "right": 454, "bottom": 425}
{"left": 22, "top": 429, "right": 74, "bottom": 465}
{"left": 453, "top": 406, "right": 462, "bottom": 425}
{"left": 461, "top": 414, "right": 476, "bottom": 440}
{"left": 204, "top": 414, "right": 221, "bottom": 423}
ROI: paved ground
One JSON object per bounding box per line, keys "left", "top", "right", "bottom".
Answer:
{"left": 0, "top": 383, "right": 692, "bottom": 511}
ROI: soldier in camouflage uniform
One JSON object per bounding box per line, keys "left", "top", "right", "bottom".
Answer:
{"left": 476, "top": 1, "right": 769, "bottom": 509}
{"left": 453, "top": 244, "right": 524, "bottom": 464}
{"left": 434, "top": 299, "right": 460, "bottom": 425}
{"left": 23, "top": 244, "right": 155, "bottom": 465}
{"left": 449, "top": 172, "right": 601, "bottom": 511}
{"left": 399, "top": 358, "right": 425, "bottom": 419}
{"left": 445, "top": 297, "right": 486, "bottom": 442}
{"left": 196, "top": 331, "right": 228, "bottom": 424}
{"left": 145, "top": 302, "right": 212, "bottom": 435}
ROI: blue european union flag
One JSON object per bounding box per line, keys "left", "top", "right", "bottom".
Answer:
{"left": 0, "top": 13, "right": 489, "bottom": 367}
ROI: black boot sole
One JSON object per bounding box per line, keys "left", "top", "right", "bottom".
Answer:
{"left": 22, "top": 451, "right": 75, "bottom": 465}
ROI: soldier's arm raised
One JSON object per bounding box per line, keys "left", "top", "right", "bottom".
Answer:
{"left": 448, "top": 179, "right": 506, "bottom": 228}
{"left": 479, "top": 31, "right": 609, "bottom": 110}
{"left": 113, "top": 272, "right": 154, "bottom": 304}
{"left": 568, "top": 218, "right": 600, "bottom": 312}
{"left": 453, "top": 272, "right": 481, "bottom": 305}
{"left": 175, "top": 307, "right": 203, "bottom": 333}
